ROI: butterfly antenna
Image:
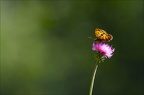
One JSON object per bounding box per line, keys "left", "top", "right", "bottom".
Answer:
{"left": 88, "top": 37, "right": 93, "bottom": 39}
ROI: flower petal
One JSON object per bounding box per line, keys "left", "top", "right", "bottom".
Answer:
{"left": 92, "top": 42, "right": 115, "bottom": 58}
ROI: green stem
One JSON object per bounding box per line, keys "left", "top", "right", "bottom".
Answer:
{"left": 89, "top": 63, "right": 98, "bottom": 95}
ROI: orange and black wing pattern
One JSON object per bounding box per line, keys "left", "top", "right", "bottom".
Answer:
{"left": 95, "top": 28, "right": 113, "bottom": 42}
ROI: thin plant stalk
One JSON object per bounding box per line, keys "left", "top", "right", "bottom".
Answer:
{"left": 89, "top": 63, "right": 98, "bottom": 95}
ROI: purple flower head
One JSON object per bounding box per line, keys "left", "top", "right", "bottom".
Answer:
{"left": 92, "top": 42, "right": 115, "bottom": 58}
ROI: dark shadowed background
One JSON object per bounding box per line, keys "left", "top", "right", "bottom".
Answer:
{"left": 1, "top": 0, "right": 143, "bottom": 95}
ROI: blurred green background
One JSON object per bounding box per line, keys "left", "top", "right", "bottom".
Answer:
{"left": 1, "top": 0, "right": 143, "bottom": 95}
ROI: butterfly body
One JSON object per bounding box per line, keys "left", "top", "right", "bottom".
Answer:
{"left": 95, "top": 28, "right": 113, "bottom": 42}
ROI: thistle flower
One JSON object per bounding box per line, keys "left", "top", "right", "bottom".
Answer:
{"left": 89, "top": 28, "right": 115, "bottom": 95}
{"left": 92, "top": 42, "right": 115, "bottom": 58}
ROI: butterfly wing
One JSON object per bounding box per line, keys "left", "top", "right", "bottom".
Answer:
{"left": 95, "top": 28, "right": 113, "bottom": 42}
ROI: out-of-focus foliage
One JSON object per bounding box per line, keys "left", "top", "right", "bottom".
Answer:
{"left": 1, "top": 0, "right": 143, "bottom": 95}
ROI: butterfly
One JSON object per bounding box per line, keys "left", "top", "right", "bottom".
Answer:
{"left": 95, "top": 28, "right": 113, "bottom": 42}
